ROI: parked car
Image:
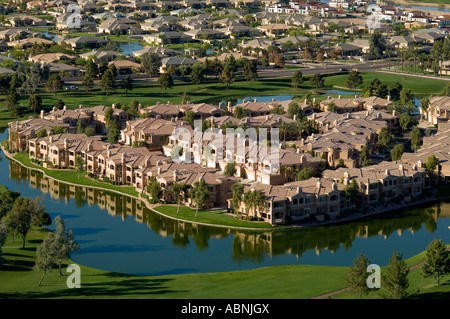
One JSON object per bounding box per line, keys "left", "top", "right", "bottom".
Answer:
{"left": 65, "top": 85, "right": 78, "bottom": 91}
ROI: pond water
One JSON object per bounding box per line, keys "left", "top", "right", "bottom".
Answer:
{"left": 113, "top": 41, "right": 144, "bottom": 55}
{"left": 0, "top": 128, "right": 449, "bottom": 275}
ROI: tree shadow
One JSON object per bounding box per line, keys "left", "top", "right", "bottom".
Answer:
{"left": 0, "top": 276, "right": 186, "bottom": 299}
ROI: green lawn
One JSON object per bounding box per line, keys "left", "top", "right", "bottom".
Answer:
{"left": 1, "top": 72, "right": 448, "bottom": 128}
{"left": 10, "top": 152, "right": 139, "bottom": 197}
{"left": 0, "top": 228, "right": 448, "bottom": 299}
{"left": 324, "top": 72, "right": 448, "bottom": 95}
{"left": 0, "top": 227, "right": 349, "bottom": 299}
{"left": 154, "top": 205, "right": 283, "bottom": 229}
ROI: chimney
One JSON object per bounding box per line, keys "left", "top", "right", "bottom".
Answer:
{"left": 385, "top": 169, "right": 390, "bottom": 176}
{"left": 49, "top": 136, "right": 53, "bottom": 143}
{"left": 297, "top": 186, "right": 302, "bottom": 193}
{"left": 107, "top": 150, "right": 111, "bottom": 158}
{"left": 300, "top": 154, "right": 306, "bottom": 163}
{"left": 343, "top": 177, "right": 349, "bottom": 185}
{"left": 316, "top": 180, "right": 321, "bottom": 189}
{"left": 167, "top": 101, "right": 170, "bottom": 105}
{"left": 157, "top": 167, "right": 161, "bottom": 175}
{"left": 392, "top": 110, "right": 397, "bottom": 117}
{"left": 173, "top": 170, "right": 177, "bottom": 181}
{"left": 253, "top": 98, "right": 257, "bottom": 102}
{"left": 344, "top": 171, "right": 349, "bottom": 179}
{"left": 52, "top": 106, "right": 56, "bottom": 112}
{"left": 304, "top": 99, "right": 308, "bottom": 105}
{"left": 63, "top": 105, "right": 67, "bottom": 110}
{"left": 138, "top": 104, "right": 142, "bottom": 111}
{"left": 338, "top": 95, "right": 341, "bottom": 99}
{"left": 227, "top": 101, "right": 232, "bottom": 112}
{"left": 399, "top": 164, "right": 404, "bottom": 174}
{"left": 79, "top": 104, "right": 83, "bottom": 109}
{"left": 300, "top": 138, "right": 304, "bottom": 146}
{"left": 293, "top": 114, "right": 297, "bottom": 121}
{"left": 311, "top": 113, "right": 316, "bottom": 119}
{"left": 332, "top": 182, "right": 337, "bottom": 190}
{"left": 387, "top": 95, "right": 391, "bottom": 101}
{"left": 40, "top": 109, "right": 44, "bottom": 119}
{"left": 64, "top": 138, "right": 68, "bottom": 149}
{"left": 417, "top": 160, "right": 423, "bottom": 168}
{"left": 112, "top": 104, "right": 116, "bottom": 109}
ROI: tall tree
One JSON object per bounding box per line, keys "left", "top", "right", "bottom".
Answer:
{"left": 310, "top": 73, "right": 324, "bottom": 89}
{"left": 190, "top": 64, "right": 205, "bottom": 88}
{"left": 343, "top": 254, "right": 371, "bottom": 299}
{"left": 6, "top": 91, "right": 22, "bottom": 118}
{"left": 191, "top": 179, "right": 209, "bottom": 216}
{"left": 35, "top": 231, "right": 58, "bottom": 286}
{"left": 100, "top": 69, "right": 116, "bottom": 95}
{"left": 291, "top": 70, "right": 303, "bottom": 89}
{"left": 369, "top": 31, "right": 386, "bottom": 58}
{"left": 107, "top": 120, "right": 120, "bottom": 144}
{"left": 219, "top": 65, "right": 235, "bottom": 89}
{"left": 377, "top": 127, "right": 394, "bottom": 150}
{"left": 121, "top": 75, "right": 133, "bottom": 96}
{"left": 422, "top": 239, "right": 450, "bottom": 286}
{"left": 390, "top": 144, "right": 405, "bottom": 161}
{"left": 45, "top": 73, "right": 63, "bottom": 96}
{"left": 141, "top": 52, "right": 161, "bottom": 77}
{"left": 243, "top": 59, "right": 258, "bottom": 83}
{"left": 8, "top": 197, "right": 41, "bottom": 249}
{"left": 346, "top": 70, "right": 363, "bottom": 93}
{"left": 171, "top": 183, "right": 187, "bottom": 213}
{"left": 382, "top": 251, "right": 409, "bottom": 299}
{"left": 157, "top": 73, "right": 174, "bottom": 93}
{"left": 75, "top": 156, "right": 84, "bottom": 179}
{"left": 410, "top": 127, "right": 422, "bottom": 152}
{"left": 0, "top": 221, "right": 7, "bottom": 269}
{"left": 231, "top": 181, "right": 244, "bottom": 213}
{"left": 52, "top": 216, "right": 80, "bottom": 275}
{"left": 360, "top": 145, "right": 371, "bottom": 167}
{"left": 28, "top": 94, "right": 42, "bottom": 114}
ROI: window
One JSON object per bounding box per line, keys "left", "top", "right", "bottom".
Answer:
{"left": 293, "top": 198, "right": 298, "bottom": 205}
{"left": 305, "top": 197, "right": 310, "bottom": 204}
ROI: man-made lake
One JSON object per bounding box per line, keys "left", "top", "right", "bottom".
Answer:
{"left": 1, "top": 129, "right": 449, "bottom": 275}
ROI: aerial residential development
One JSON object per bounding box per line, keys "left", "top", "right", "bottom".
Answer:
{"left": 0, "top": 0, "right": 449, "bottom": 305}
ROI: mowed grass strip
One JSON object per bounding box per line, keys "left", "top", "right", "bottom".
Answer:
{"left": 10, "top": 152, "right": 139, "bottom": 197}
{"left": 154, "top": 205, "right": 282, "bottom": 229}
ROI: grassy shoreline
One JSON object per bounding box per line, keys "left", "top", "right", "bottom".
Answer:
{"left": 0, "top": 226, "right": 448, "bottom": 299}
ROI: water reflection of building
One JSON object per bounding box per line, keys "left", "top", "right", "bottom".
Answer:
{"left": 8, "top": 159, "right": 447, "bottom": 262}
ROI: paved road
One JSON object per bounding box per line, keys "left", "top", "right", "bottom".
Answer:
{"left": 258, "top": 60, "right": 392, "bottom": 79}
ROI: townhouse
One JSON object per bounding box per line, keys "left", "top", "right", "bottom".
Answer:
{"left": 323, "top": 161, "right": 426, "bottom": 206}
{"left": 146, "top": 162, "right": 238, "bottom": 207}
{"left": 120, "top": 117, "right": 193, "bottom": 148}
{"left": 424, "top": 96, "right": 450, "bottom": 125}
{"left": 228, "top": 177, "right": 345, "bottom": 224}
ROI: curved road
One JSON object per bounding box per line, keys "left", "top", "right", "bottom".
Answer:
{"left": 258, "top": 60, "right": 392, "bottom": 79}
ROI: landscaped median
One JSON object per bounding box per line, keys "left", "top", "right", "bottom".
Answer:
{"left": 153, "top": 205, "right": 287, "bottom": 230}
{"left": 7, "top": 151, "right": 139, "bottom": 197}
